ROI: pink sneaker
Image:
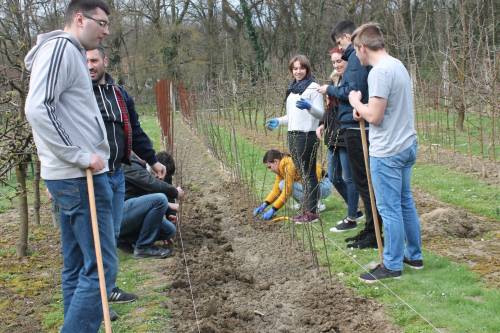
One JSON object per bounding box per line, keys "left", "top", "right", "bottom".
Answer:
{"left": 293, "top": 211, "right": 319, "bottom": 224}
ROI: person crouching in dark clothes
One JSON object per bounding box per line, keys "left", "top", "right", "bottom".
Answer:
{"left": 156, "top": 151, "right": 175, "bottom": 185}
{"left": 120, "top": 153, "right": 185, "bottom": 258}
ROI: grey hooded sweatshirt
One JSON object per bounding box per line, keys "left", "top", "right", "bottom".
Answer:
{"left": 25, "top": 30, "right": 110, "bottom": 180}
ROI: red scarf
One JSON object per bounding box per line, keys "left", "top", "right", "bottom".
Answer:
{"left": 113, "top": 87, "right": 132, "bottom": 161}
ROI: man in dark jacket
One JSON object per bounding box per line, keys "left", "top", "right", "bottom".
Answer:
{"left": 318, "top": 20, "right": 382, "bottom": 248}
{"left": 120, "top": 153, "right": 184, "bottom": 258}
{"left": 87, "top": 47, "right": 166, "bottom": 310}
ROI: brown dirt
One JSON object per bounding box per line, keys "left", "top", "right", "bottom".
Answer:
{"left": 224, "top": 121, "right": 500, "bottom": 287}
{"left": 415, "top": 197, "right": 500, "bottom": 287}
{"left": 167, "top": 120, "right": 400, "bottom": 333}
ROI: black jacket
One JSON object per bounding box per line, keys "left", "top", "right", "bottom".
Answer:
{"left": 123, "top": 154, "right": 178, "bottom": 201}
{"left": 326, "top": 44, "right": 370, "bottom": 129}
{"left": 93, "top": 73, "right": 158, "bottom": 171}
{"left": 322, "top": 104, "right": 345, "bottom": 149}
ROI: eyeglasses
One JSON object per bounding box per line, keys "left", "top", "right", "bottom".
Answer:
{"left": 83, "top": 14, "right": 110, "bottom": 28}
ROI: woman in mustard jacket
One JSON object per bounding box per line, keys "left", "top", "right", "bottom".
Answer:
{"left": 253, "top": 149, "right": 332, "bottom": 222}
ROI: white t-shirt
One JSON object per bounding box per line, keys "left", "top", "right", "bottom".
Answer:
{"left": 368, "top": 56, "right": 416, "bottom": 157}
{"left": 278, "top": 82, "right": 324, "bottom": 132}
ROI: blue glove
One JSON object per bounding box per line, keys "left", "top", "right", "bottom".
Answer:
{"left": 262, "top": 207, "right": 277, "bottom": 220}
{"left": 253, "top": 203, "right": 268, "bottom": 216}
{"left": 296, "top": 98, "right": 312, "bottom": 110}
{"left": 265, "top": 118, "right": 279, "bottom": 130}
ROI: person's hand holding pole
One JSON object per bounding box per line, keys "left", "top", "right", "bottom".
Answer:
{"left": 176, "top": 186, "right": 185, "bottom": 199}
{"left": 89, "top": 154, "right": 106, "bottom": 172}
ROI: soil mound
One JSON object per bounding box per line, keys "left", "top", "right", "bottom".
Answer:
{"left": 420, "top": 208, "right": 483, "bottom": 238}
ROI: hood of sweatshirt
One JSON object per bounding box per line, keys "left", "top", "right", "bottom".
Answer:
{"left": 25, "top": 30, "right": 83, "bottom": 72}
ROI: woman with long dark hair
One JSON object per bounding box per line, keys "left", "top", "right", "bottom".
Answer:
{"left": 316, "top": 48, "right": 363, "bottom": 232}
{"left": 264, "top": 55, "right": 325, "bottom": 223}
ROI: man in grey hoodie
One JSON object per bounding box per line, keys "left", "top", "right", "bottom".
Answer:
{"left": 24, "top": 0, "right": 115, "bottom": 332}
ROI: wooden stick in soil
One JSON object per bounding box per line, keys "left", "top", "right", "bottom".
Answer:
{"left": 86, "top": 169, "right": 112, "bottom": 333}
{"left": 359, "top": 120, "right": 384, "bottom": 262}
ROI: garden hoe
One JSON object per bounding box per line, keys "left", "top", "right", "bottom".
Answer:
{"left": 359, "top": 120, "right": 384, "bottom": 262}
{"left": 86, "top": 169, "right": 112, "bottom": 333}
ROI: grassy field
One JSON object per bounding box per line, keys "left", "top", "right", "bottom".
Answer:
{"left": 6, "top": 112, "right": 498, "bottom": 332}
{"left": 42, "top": 251, "right": 171, "bottom": 332}
{"left": 201, "top": 119, "right": 500, "bottom": 333}
{"left": 415, "top": 108, "right": 499, "bottom": 160}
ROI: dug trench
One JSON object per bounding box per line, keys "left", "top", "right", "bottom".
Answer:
{"left": 167, "top": 121, "right": 400, "bottom": 333}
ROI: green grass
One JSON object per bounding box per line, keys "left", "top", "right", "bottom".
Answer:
{"left": 413, "top": 163, "right": 500, "bottom": 221}
{"left": 202, "top": 120, "right": 500, "bottom": 333}
{"left": 416, "top": 107, "right": 499, "bottom": 160}
{"left": 137, "top": 113, "right": 163, "bottom": 151}
{"left": 42, "top": 252, "right": 171, "bottom": 332}
{"left": 312, "top": 204, "right": 500, "bottom": 333}
{"left": 0, "top": 163, "right": 43, "bottom": 213}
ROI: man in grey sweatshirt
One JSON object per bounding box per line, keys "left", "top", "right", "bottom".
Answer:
{"left": 24, "top": 0, "right": 115, "bottom": 332}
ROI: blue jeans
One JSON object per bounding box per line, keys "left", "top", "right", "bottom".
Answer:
{"left": 45, "top": 174, "right": 117, "bottom": 333}
{"left": 108, "top": 168, "right": 125, "bottom": 290}
{"left": 120, "top": 193, "right": 176, "bottom": 249}
{"left": 370, "top": 141, "right": 422, "bottom": 271}
{"left": 108, "top": 168, "right": 125, "bottom": 241}
{"left": 327, "top": 147, "right": 359, "bottom": 219}
{"left": 279, "top": 178, "right": 332, "bottom": 203}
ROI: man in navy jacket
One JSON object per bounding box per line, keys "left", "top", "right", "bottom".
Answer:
{"left": 87, "top": 47, "right": 166, "bottom": 315}
{"left": 318, "top": 20, "right": 382, "bottom": 248}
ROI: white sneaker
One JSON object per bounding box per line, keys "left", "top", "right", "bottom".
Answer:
{"left": 317, "top": 202, "right": 326, "bottom": 212}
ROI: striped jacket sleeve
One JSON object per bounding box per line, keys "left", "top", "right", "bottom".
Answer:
{"left": 25, "top": 38, "right": 91, "bottom": 169}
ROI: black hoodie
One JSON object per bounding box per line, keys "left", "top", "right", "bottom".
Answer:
{"left": 92, "top": 73, "right": 158, "bottom": 171}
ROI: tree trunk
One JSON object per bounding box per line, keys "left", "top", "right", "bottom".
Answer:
{"left": 33, "top": 159, "right": 41, "bottom": 225}
{"left": 16, "top": 162, "right": 29, "bottom": 257}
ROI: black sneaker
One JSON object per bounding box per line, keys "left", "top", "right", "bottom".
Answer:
{"left": 344, "top": 230, "right": 367, "bottom": 243}
{"left": 338, "top": 211, "right": 364, "bottom": 225}
{"left": 108, "top": 287, "right": 138, "bottom": 303}
{"left": 117, "top": 241, "right": 134, "bottom": 254}
{"left": 355, "top": 210, "right": 364, "bottom": 221}
{"left": 403, "top": 257, "right": 424, "bottom": 270}
{"left": 330, "top": 218, "right": 357, "bottom": 232}
{"left": 360, "top": 264, "right": 402, "bottom": 283}
{"left": 133, "top": 246, "right": 172, "bottom": 259}
{"left": 347, "top": 236, "right": 380, "bottom": 249}
{"left": 109, "top": 308, "right": 119, "bottom": 321}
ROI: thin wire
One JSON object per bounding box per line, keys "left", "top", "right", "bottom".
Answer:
{"left": 176, "top": 206, "right": 201, "bottom": 333}
{"left": 175, "top": 145, "right": 201, "bottom": 333}
{"left": 311, "top": 223, "right": 443, "bottom": 333}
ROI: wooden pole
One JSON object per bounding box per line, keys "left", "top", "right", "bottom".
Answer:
{"left": 85, "top": 169, "right": 112, "bottom": 333}
{"left": 359, "top": 121, "right": 384, "bottom": 261}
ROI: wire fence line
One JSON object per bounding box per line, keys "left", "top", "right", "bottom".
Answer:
{"left": 164, "top": 79, "right": 468, "bottom": 332}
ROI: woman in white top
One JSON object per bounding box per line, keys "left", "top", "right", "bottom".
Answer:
{"left": 265, "top": 54, "right": 325, "bottom": 223}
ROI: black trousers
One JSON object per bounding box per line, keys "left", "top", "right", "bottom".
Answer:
{"left": 288, "top": 131, "right": 319, "bottom": 213}
{"left": 345, "top": 129, "right": 383, "bottom": 235}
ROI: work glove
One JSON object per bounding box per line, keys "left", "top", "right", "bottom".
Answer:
{"left": 262, "top": 207, "right": 277, "bottom": 221}
{"left": 296, "top": 98, "right": 312, "bottom": 110}
{"left": 253, "top": 202, "right": 268, "bottom": 216}
{"left": 265, "top": 118, "right": 279, "bottom": 130}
